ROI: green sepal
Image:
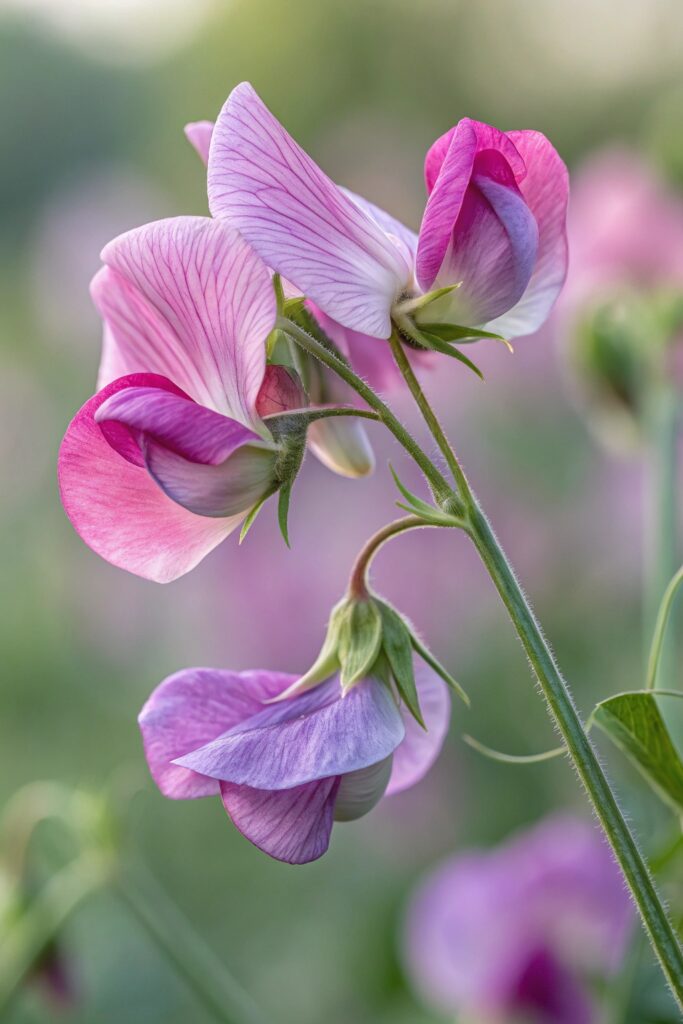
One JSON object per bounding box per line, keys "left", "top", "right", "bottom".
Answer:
{"left": 590, "top": 690, "right": 683, "bottom": 816}
{"left": 239, "top": 487, "right": 278, "bottom": 544}
{"left": 377, "top": 601, "right": 425, "bottom": 727}
{"left": 409, "top": 630, "right": 470, "bottom": 707}
{"left": 389, "top": 464, "right": 462, "bottom": 526}
{"left": 395, "top": 284, "right": 461, "bottom": 317}
{"left": 277, "top": 484, "right": 293, "bottom": 547}
{"left": 418, "top": 331, "right": 485, "bottom": 380}
{"left": 285, "top": 301, "right": 350, "bottom": 366}
{"left": 418, "top": 321, "right": 507, "bottom": 344}
{"left": 338, "top": 599, "right": 383, "bottom": 690}
{"left": 269, "top": 424, "right": 307, "bottom": 548}
{"left": 272, "top": 273, "right": 286, "bottom": 315}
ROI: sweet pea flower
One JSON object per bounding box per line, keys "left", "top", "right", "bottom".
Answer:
{"left": 403, "top": 815, "right": 634, "bottom": 1023}
{"left": 138, "top": 661, "right": 449, "bottom": 864}
{"left": 59, "top": 216, "right": 297, "bottom": 583}
{"left": 205, "top": 82, "right": 568, "bottom": 348}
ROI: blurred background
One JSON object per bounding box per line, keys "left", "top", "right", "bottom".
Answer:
{"left": 1, "top": 0, "right": 683, "bottom": 1020}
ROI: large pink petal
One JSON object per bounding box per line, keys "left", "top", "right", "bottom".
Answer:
{"left": 207, "top": 82, "right": 410, "bottom": 339}
{"left": 184, "top": 120, "right": 214, "bottom": 165}
{"left": 221, "top": 777, "right": 340, "bottom": 864}
{"left": 96, "top": 217, "right": 274, "bottom": 425}
{"left": 139, "top": 668, "right": 296, "bottom": 800}
{"left": 486, "top": 131, "right": 569, "bottom": 338}
{"left": 386, "top": 664, "right": 450, "bottom": 796}
{"left": 417, "top": 118, "right": 527, "bottom": 290}
{"left": 58, "top": 374, "right": 239, "bottom": 583}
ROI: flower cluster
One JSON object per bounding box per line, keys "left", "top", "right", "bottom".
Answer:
{"left": 58, "top": 82, "right": 568, "bottom": 862}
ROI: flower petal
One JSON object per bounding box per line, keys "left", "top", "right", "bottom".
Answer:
{"left": 58, "top": 374, "right": 239, "bottom": 582}
{"left": 334, "top": 756, "right": 393, "bottom": 821}
{"left": 386, "top": 663, "right": 450, "bottom": 796}
{"left": 96, "top": 216, "right": 274, "bottom": 424}
{"left": 417, "top": 118, "right": 535, "bottom": 315}
{"left": 175, "top": 676, "right": 405, "bottom": 789}
{"left": 184, "top": 120, "right": 214, "bottom": 165}
{"left": 307, "top": 416, "right": 375, "bottom": 478}
{"left": 207, "top": 82, "right": 409, "bottom": 339}
{"left": 139, "top": 668, "right": 296, "bottom": 800}
{"left": 221, "top": 777, "right": 340, "bottom": 864}
{"left": 486, "top": 130, "right": 569, "bottom": 338}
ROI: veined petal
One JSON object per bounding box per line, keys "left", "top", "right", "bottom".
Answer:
{"left": 184, "top": 120, "right": 214, "bottom": 165}
{"left": 417, "top": 119, "right": 532, "bottom": 299}
{"left": 307, "top": 417, "right": 375, "bottom": 478}
{"left": 387, "top": 664, "right": 450, "bottom": 796}
{"left": 175, "top": 676, "right": 405, "bottom": 790}
{"left": 58, "top": 374, "right": 239, "bottom": 583}
{"left": 342, "top": 187, "right": 418, "bottom": 270}
{"left": 96, "top": 217, "right": 275, "bottom": 425}
{"left": 139, "top": 668, "right": 296, "bottom": 800}
{"left": 486, "top": 131, "right": 569, "bottom": 338}
{"left": 207, "top": 82, "right": 410, "bottom": 339}
{"left": 221, "top": 777, "right": 339, "bottom": 864}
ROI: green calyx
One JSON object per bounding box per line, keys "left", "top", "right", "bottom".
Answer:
{"left": 284, "top": 592, "right": 469, "bottom": 725}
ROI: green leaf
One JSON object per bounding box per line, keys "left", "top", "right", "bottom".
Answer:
{"left": 418, "top": 331, "right": 485, "bottom": 380}
{"left": 418, "top": 321, "right": 506, "bottom": 344}
{"left": 409, "top": 631, "right": 470, "bottom": 707}
{"left": 338, "top": 599, "right": 383, "bottom": 689}
{"left": 591, "top": 691, "right": 683, "bottom": 815}
{"left": 377, "top": 602, "right": 424, "bottom": 727}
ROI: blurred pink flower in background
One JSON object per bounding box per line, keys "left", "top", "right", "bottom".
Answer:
{"left": 403, "top": 815, "right": 634, "bottom": 1023}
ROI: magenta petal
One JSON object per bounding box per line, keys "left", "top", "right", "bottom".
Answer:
{"left": 221, "top": 777, "right": 340, "bottom": 865}
{"left": 184, "top": 120, "right": 214, "bottom": 165}
{"left": 486, "top": 130, "right": 569, "bottom": 338}
{"left": 96, "top": 217, "right": 274, "bottom": 424}
{"left": 387, "top": 664, "right": 450, "bottom": 796}
{"left": 175, "top": 676, "right": 405, "bottom": 789}
{"left": 139, "top": 668, "right": 296, "bottom": 800}
{"left": 207, "top": 82, "right": 410, "bottom": 339}
{"left": 58, "top": 374, "right": 238, "bottom": 582}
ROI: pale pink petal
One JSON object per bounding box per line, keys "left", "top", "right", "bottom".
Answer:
{"left": 207, "top": 82, "right": 410, "bottom": 339}
{"left": 386, "top": 664, "right": 450, "bottom": 796}
{"left": 486, "top": 131, "right": 569, "bottom": 338}
{"left": 97, "top": 217, "right": 274, "bottom": 424}
{"left": 139, "top": 667, "right": 295, "bottom": 800}
{"left": 334, "top": 756, "right": 393, "bottom": 821}
{"left": 417, "top": 119, "right": 527, "bottom": 290}
{"left": 184, "top": 120, "right": 214, "bottom": 165}
{"left": 96, "top": 323, "right": 130, "bottom": 391}
{"left": 342, "top": 187, "right": 418, "bottom": 268}
{"left": 307, "top": 416, "right": 375, "bottom": 478}
{"left": 221, "top": 777, "right": 340, "bottom": 864}
{"left": 58, "top": 374, "right": 238, "bottom": 583}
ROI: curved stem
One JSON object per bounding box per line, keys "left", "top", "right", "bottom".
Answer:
{"left": 347, "top": 515, "right": 431, "bottom": 598}
{"left": 279, "top": 317, "right": 450, "bottom": 499}
{"left": 389, "top": 328, "right": 470, "bottom": 496}
{"left": 646, "top": 565, "right": 683, "bottom": 691}
{"left": 116, "top": 864, "right": 267, "bottom": 1024}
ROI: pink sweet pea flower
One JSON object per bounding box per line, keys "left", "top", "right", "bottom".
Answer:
{"left": 59, "top": 216, "right": 295, "bottom": 584}
{"left": 205, "top": 82, "right": 568, "bottom": 345}
{"left": 138, "top": 662, "right": 449, "bottom": 864}
{"left": 403, "top": 815, "right": 634, "bottom": 1023}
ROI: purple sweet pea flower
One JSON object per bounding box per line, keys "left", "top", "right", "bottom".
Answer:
{"left": 58, "top": 216, "right": 306, "bottom": 584}
{"left": 403, "top": 815, "right": 635, "bottom": 1023}
{"left": 138, "top": 662, "right": 449, "bottom": 864}
{"left": 205, "top": 82, "right": 568, "bottom": 344}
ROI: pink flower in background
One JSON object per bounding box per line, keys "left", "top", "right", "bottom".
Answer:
{"left": 139, "top": 662, "right": 449, "bottom": 864}
{"left": 205, "top": 82, "right": 568, "bottom": 343}
{"left": 403, "top": 815, "right": 634, "bottom": 1023}
{"left": 59, "top": 216, "right": 288, "bottom": 583}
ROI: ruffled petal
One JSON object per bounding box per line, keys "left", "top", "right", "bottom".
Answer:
{"left": 58, "top": 374, "right": 238, "bottom": 583}
{"left": 386, "top": 664, "right": 450, "bottom": 796}
{"left": 418, "top": 119, "right": 523, "bottom": 288}
{"left": 486, "top": 130, "right": 569, "bottom": 338}
{"left": 221, "top": 777, "right": 340, "bottom": 864}
{"left": 139, "top": 668, "right": 296, "bottom": 799}
{"left": 175, "top": 676, "right": 405, "bottom": 790}
{"left": 95, "top": 217, "right": 274, "bottom": 424}
{"left": 184, "top": 120, "right": 214, "bottom": 165}
{"left": 207, "top": 82, "right": 410, "bottom": 339}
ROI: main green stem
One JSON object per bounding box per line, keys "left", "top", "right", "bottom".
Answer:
{"left": 304, "top": 321, "right": 683, "bottom": 1003}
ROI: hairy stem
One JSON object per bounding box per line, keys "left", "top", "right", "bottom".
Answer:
{"left": 347, "top": 516, "right": 434, "bottom": 598}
